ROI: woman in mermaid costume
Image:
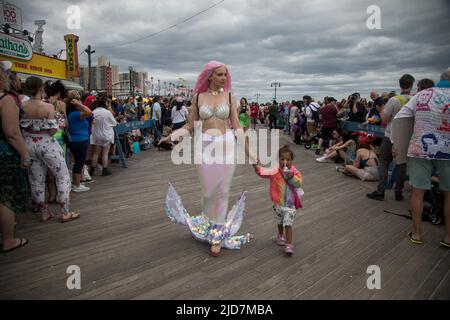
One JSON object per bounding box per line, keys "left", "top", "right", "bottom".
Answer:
{"left": 159, "top": 61, "right": 257, "bottom": 257}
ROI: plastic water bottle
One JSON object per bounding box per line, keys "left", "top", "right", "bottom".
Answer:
{"left": 283, "top": 160, "right": 290, "bottom": 175}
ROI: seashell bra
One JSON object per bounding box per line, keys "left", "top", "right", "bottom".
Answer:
{"left": 198, "top": 104, "right": 230, "bottom": 120}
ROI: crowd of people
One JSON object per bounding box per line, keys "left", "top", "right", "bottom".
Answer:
{"left": 1, "top": 56, "right": 449, "bottom": 254}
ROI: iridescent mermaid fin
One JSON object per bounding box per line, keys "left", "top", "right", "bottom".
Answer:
{"left": 227, "top": 191, "right": 247, "bottom": 237}
{"left": 164, "top": 182, "right": 189, "bottom": 225}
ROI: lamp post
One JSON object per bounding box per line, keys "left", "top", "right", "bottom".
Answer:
{"left": 150, "top": 76, "right": 154, "bottom": 96}
{"left": 164, "top": 81, "right": 167, "bottom": 96}
{"left": 255, "top": 93, "right": 261, "bottom": 104}
{"left": 270, "top": 81, "right": 281, "bottom": 102}
{"left": 157, "top": 79, "right": 161, "bottom": 96}
{"left": 128, "top": 66, "right": 134, "bottom": 97}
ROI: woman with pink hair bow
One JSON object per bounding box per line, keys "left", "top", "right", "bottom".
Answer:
{"left": 160, "top": 61, "right": 257, "bottom": 257}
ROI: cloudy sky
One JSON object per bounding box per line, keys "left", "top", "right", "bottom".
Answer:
{"left": 13, "top": 0, "right": 450, "bottom": 102}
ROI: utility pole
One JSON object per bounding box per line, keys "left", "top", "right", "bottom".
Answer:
{"left": 255, "top": 93, "right": 261, "bottom": 104}
{"left": 85, "top": 45, "right": 95, "bottom": 92}
{"left": 270, "top": 81, "right": 281, "bottom": 102}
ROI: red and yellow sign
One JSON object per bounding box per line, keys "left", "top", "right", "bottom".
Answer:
{"left": 1, "top": 52, "right": 66, "bottom": 79}
{"left": 64, "top": 34, "right": 79, "bottom": 78}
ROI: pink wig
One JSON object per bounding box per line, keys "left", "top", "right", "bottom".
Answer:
{"left": 192, "top": 60, "right": 232, "bottom": 94}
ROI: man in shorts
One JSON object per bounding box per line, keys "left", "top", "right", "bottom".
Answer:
{"left": 394, "top": 68, "right": 450, "bottom": 248}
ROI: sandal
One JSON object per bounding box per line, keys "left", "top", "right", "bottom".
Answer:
{"left": 407, "top": 232, "right": 423, "bottom": 245}
{"left": 439, "top": 240, "right": 450, "bottom": 248}
{"left": 41, "top": 210, "right": 55, "bottom": 222}
{"left": 2, "top": 238, "right": 29, "bottom": 253}
{"left": 61, "top": 212, "right": 80, "bottom": 223}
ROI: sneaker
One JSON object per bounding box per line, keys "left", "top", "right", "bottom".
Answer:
{"left": 88, "top": 166, "right": 95, "bottom": 177}
{"left": 366, "top": 190, "right": 384, "bottom": 201}
{"left": 81, "top": 178, "right": 95, "bottom": 184}
{"left": 71, "top": 184, "right": 90, "bottom": 192}
{"left": 284, "top": 243, "right": 295, "bottom": 254}
{"left": 316, "top": 157, "right": 328, "bottom": 163}
{"left": 276, "top": 234, "right": 286, "bottom": 246}
{"left": 395, "top": 192, "right": 404, "bottom": 201}
{"left": 315, "top": 149, "right": 321, "bottom": 156}
{"left": 336, "top": 166, "right": 345, "bottom": 173}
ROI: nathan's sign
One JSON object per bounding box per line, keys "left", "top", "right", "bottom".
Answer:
{"left": 0, "top": 33, "right": 32, "bottom": 60}
{"left": 64, "top": 34, "right": 79, "bottom": 78}
{"left": 1, "top": 52, "right": 67, "bottom": 79}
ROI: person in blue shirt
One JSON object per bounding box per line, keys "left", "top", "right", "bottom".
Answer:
{"left": 66, "top": 90, "right": 93, "bottom": 192}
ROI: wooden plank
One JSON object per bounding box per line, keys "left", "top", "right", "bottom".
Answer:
{"left": 0, "top": 129, "right": 448, "bottom": 300}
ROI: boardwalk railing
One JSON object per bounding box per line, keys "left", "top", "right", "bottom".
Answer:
{"left": 112, "top": 119, "right": 157, "bottom": 168}
{"left": 340, "top": 121, "right": 385, "bottom": 138}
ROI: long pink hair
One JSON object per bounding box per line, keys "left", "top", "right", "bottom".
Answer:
{"left": 192, "top": 60, "right": 232, "bottom": 94}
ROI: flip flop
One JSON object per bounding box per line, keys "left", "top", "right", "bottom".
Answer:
{"left": 41, "top": 211, "right": 55, "bottom": 222}
{"left": 439, "top": 240, "right": 450, "bottom": 248}
{"left": 2, "top": 238, "right": 29, "bottom": 253}
{"left": 61, "top": 212, "right": 80, "bottom": 223}
{"left": 407, "top": 232, "right": 423, "bottom": 245}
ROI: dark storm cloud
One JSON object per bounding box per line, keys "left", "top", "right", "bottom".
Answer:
{"left": 13, "top": 0, "right": 450, "bottom": 101}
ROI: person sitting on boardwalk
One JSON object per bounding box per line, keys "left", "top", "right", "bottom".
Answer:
{"left": 316, "top": 130, "right": 357, "bottom": 164}
{"left": 253, "top": 145, "right": 303, "bottom": 255}
{"left": 338, "top": 132, "right": 379, "bottom": 181}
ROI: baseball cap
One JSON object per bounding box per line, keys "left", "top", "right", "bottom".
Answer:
{"left": 0, "top": 61, "right": 13, "bottom": 71}
{"left": 90, "top": 90, "right": 98, "bottom": 97}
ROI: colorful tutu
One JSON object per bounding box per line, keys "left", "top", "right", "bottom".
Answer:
{"left": 164, "top": 182, "right": 252, "bottom": 249}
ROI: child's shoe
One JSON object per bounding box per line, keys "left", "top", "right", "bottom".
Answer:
{"left": 276, "top": 234, "right": 286, "bottom": 246}
{"left": 284, "top": 243, "right": 294, "bottom": 255}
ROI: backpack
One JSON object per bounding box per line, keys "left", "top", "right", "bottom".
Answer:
{"left": 394, "top": 95, "right": 410, "bottom": 107}
{"left": 308, "top": 104, "right": 320, "bottom": 124}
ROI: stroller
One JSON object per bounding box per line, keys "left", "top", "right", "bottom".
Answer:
{"left": 304, "top": 131, "right": 321, "bottom": 150}
{"left": 422, "top": 181, "right": 445, "bottom": 225}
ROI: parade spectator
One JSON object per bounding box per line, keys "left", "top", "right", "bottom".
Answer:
{"left": 346, "top": 93, "right": 366, "bottom": 123}
{"left": 303, "top": 95, "right": 320, "bottom": 137}
{"left": 250, "top": 102, "right": 259, "bottom": 130}
{"left": 394, "top": 68, "right": 450, "bottom": 247}
{"left": 124, "top": 97, "right": 137, "bottom": 121}
{"left": 0, "top": 61, "right": 31, "bottom": 252}
{"left": 21, "top": 77, "right": 78, "bottom": 223}
{"left": 89, "top": 92, "right": 117, "bottom": 177}
{"left": 366, "top": 97, "right": 385, "bottom": 125}
{"left": 66, "top": 90, "right": 93, "bottom": 192}
{"left": 339, "top": 133, "right": 379, "bottom": 181}
{"left": 316, "top": 97, "right": 338, "bottom": 155}
{"left": 268, "top": 101, "right": 279, "bottom": 130}
{"left": 316, "top": 131, "right": 357, "bottom": 164}
{"left": 238, "top": 97, "right": 251, "bottom": 132}
{"left": 370, "top": 90, "right": 379, "bottom": 102}
{"left": 44, "top": 80, "right": 68, "bottom": 203}
{"left": 151, "top": 96, "right": 162, "bottom": 141}
{"left": 367, "top": 74, "right": 415, "bottom": 201}
{"left": 171, "top": 96, "right": 189, "bottom": 130}
{"left": 417, "top": 78, "right": 435, "bottom": 92}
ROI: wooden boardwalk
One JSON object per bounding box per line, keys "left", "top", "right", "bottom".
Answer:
{"left": 1, "top": 129, "right": 449, "bottom": 300}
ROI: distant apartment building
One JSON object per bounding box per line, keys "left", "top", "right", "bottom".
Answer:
{"left": 78, "top": 56, "right": 119, "bottom": 95}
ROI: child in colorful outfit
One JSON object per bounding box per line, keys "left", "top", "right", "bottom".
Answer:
{"left": 254, "top": 145, "right": 303, "bottom": 254}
